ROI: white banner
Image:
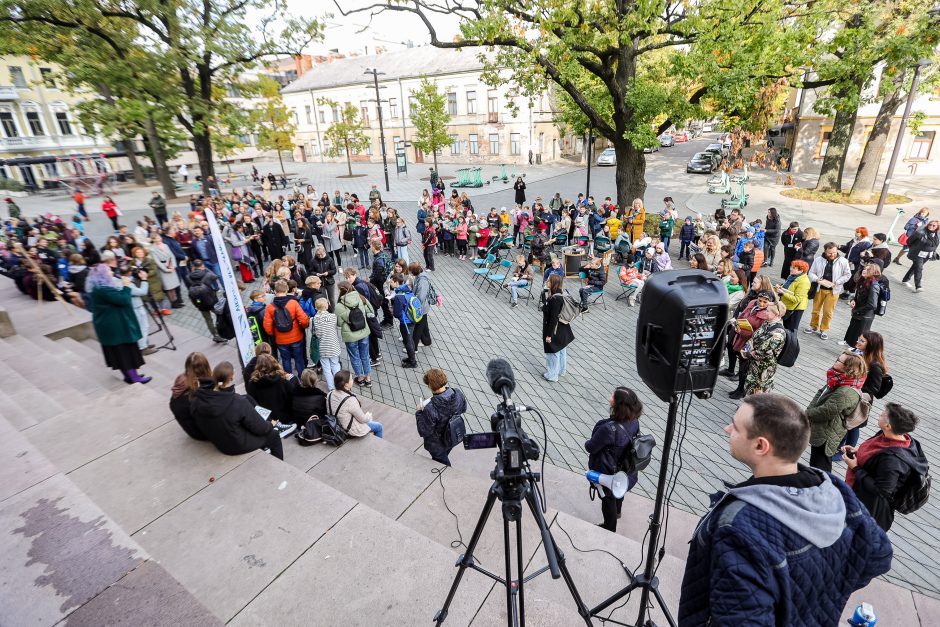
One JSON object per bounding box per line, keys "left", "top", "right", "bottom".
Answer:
{"left": 205, "top": 209, "right": 255, "bottom": 367}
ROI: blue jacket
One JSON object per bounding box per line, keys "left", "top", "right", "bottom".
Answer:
{"left": 678, "top": 468, "right": 892, "bottom": 627}
{"left": 679, "top": 223, "right": 696, "bottom": 243}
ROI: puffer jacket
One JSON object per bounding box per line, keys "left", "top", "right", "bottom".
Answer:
{"left": 584, "top": 418, "right": 639, "bottom": 491}
{"left": 169, "top": 374, "right": 207, "bottom": 440}
{"left": 191, "top": 381, "right": 273, "bottom": 456}
{"left": 807, "top": 385, "right": 859, "bottom": 456}
{"left": 244, "top": 372, "right": 295, "bottom": 425}
{"left": 335, "top": 289, "right": 374, "bottom": 343}
{"left": 290, "top": 383, "right": 328, "bottom": 425}
{"left": 678, "top": 468, "right": 892, "bottom": 626}
{"left": 416, "top": 387, "right": 468, "bottom": 456}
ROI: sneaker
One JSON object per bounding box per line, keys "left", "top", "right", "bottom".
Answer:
{"left": 275, "top": 422, "right": 297, "bottom": 439}
{"left": 819, "top": 332, "right": 829, "bottom": 340}
{"left": 837, "top": 340, "right": 848, "bottom": 346}
{"left": 915, "top": 287, "right": 924, "bottom": 293}
{"left": 402, "top": 359, "right": 418, "bottom": 368}
{"left": 370, "top": 359, "right": 381, "bottom": 368}
{"left": 803, "top": 327, "right": 817, "bottom": 334}
{"left": 361, "top": 379, "right": 372, "bottom": 388}
{"left": 510, "top": 301, "right": 518, "bottom": 308}
{"left": 542, "top": 373, "right": 558, "bottom": 383}
{"left": 903, "top": 281, "right": 914, "bottom": 290}
{"left": 171, "top": 301, "right": 185, "bottom": 309}
{"left": 728, "top": 389, "right": 745, "bottom": 400}
{"left": 212, "top": 335, "right": 228, "bottom": 343}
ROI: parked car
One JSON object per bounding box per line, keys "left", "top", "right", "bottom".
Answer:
{"left": 705, "top": 143, "right": 724, "bottom": 158}
{"left": 674, "top": 131, "right": 689, "bottom": 143}
{"left": 596, "top": 147, "right": 617, "bottom": 166}
{"left": 702, "top": 123, "right": 714, "bottom": 133}
{"left": 659, "top": 134, "right": 674, "bottom": 147}
{"left": 642, "top": 143, "right": 659, "bottom": 154}
{"left": 687, "top": 152, "right": 716, "bottom": 174}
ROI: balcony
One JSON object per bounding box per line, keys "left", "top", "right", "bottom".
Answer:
{"left": 487, "top": 112, "right": 499, "bottom": 124}
{"left": 0, "top": 86, "right": 19, "bottom": 100}
{"left": 0, "top": 135, "right": 104, "bottom": 151}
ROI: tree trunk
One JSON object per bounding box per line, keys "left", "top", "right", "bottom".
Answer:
{"left": 612, "top": 140, "right": 647, "bottom": 210}
{"left": 277, "top": 149, "right": 285, "bottom": 174}
{"left": 815, "top": 79, "right": 865, "bottom": 193}
{"left": 144, "top": 114, "right": 176, "bottom": 200}
{"left": 192, "top": 130, "right": 215, "bottom": 186}
{"left": 432, "top": 146, "right": 438, "bottom": 174}
{"left": 121, "top": 136, "right": 146, "bottom": 185}
{"left": 344, "top": 140, "right": 353, "bottom": 176}
{"left": 850, "top": 75, "right": 906, "bottom": 201}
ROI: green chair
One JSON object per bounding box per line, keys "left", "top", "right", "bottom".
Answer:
{"left": 594, "top": 235, "right": 612, "bottom": 254}
{"left": 472, "top": 253, "right": 497, "bottom": 287}
{"left": 579, "top": 271, "right": 607, "bottom": 310}
{"left": 484, "top": 259, "right": 513, "bottom": 294}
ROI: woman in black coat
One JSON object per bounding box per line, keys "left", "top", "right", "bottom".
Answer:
{"left": 585, "top": 387, "right": 643, "bottom": 532}
{"left": 290, "top": 368, "right": 328, "bottom": 426}
{"left": 763, "top": 207, "right": 781, "bottom": 267}
{"left": 192, "top": 361, "right": 284, "bottom": 460}
{"left": 294, "top": 217, "right": 314, "bottom": 270}
{"left": 542, "top": 274, "right": 574, "bottom": 382}
{"left": 779, "top": 222, "right": 804, "bottom": 280}
{"left": 842, "top": 264, "right": 883, "bottom": 347}
{"left": 800, "top": 227, "right": 820, "bottom": 268}
{"left": 261, "top": 215, "right": 288, "bottom": 260}
{"left": 169, "top": 352, "right": 212, "bottom": 441}
{"left": 844, "top": 403, "right": 926, "bottom": 531}
{"left": 902, "top": 219, "right": 939, "bottom": 291}
{"left": 513, "top": 177, "right": 526, "bottom": 205}
{"left": 308, "top": 245, "right": 338, "bottom": 305}
{"left": 244, "top": 354, "right": 296, "bottom": 426}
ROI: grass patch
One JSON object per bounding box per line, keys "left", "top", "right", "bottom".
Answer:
{"left": 780, "top": 188, "right": 911, "bottom": 205}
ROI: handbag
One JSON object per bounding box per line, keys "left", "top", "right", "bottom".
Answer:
{"left": 309, "top": 335, "right": 320, "bottom": 363}
{"left": 231, "top": 246, "right": 243, "bottom": 261}
{"left": 898, "top": 233, "right": 909, "bottom": 246}
{"left": 318, "top": 393, "right": 354, "bottom": 447}
{"left": 366, "top": 314, "right": 384, "bottom": 339}
{"left": 843, "top": 389, "right": 873, "bottom": 430}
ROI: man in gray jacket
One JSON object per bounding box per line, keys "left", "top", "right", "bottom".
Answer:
{"left": 805, "top": 242, "right": 851, "bottom": 340}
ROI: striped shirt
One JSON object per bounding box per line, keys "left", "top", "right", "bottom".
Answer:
{"left": 312, "top": 312, "right": 341, "bottom": 358}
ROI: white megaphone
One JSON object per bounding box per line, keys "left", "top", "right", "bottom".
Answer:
{"left": 585, "top": 470, "right": 629, "bottom": 499}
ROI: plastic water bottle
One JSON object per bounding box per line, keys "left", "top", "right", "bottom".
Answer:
{"left": 847, "top": 603, "right": 877, "bottom": 626}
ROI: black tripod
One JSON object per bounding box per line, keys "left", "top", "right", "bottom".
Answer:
{"left": 434, "top": 463, "right": 592, "bottom": 627}
{"left": 589, "top": 395, "right": 680, "bottom": 627}
{"left": 146, "top": 299, "right": 177, "bottom": 353}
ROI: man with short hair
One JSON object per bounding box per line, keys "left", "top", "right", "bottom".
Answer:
{"left": 678, "top": 394, "right": 892, "bottom": 626}
{"left": 187, "top": 259, "right": 226, "bottom": 343}
{"left": 150, "top": 191, "right": 168, "bottom": 225}
{"left": 263, "top": 279, "right": 310, "bottom": 375}
{"left": 805, "top": 243, "right": 851, "bottom": 340}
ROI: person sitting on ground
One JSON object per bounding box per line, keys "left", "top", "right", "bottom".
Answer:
{"left": 245, "top": 354, "right": 297, "bottom": 435}
{"left": 290, "top": 367, "right": 328, "bottom": 426}
{"left": 415, "top": 368, "right": 468, "bottom": 466}
{"left": 578, "top": 256, "right": 606, "bottom": 312}
{"left": 326, "top": 370, "right": 383, "bottom": 438}
{"left": 192, "top": 361, "right": 285, "bottom": 460}
{"left": 170, "top": 352, "right": 211, "bottom": 441}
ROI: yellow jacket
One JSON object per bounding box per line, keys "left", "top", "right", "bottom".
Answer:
{"left": 780, "top": 273, "right": 810, "bottom": 311}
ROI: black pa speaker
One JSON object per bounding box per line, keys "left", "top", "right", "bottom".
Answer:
{"left": 635, "top": 271, "right": 729, "bottom": 402}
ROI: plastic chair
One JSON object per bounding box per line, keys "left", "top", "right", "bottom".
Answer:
{"left": 484, "top": 259, "right": 513, "bottom": 294}
{"left": 578, "top": 271, "right": 607, "bottom": 310}
{"left": 594, "top": 236, "right": 612, "bottom": 254}
{"left": 472, "top": 254, "right": 497, "bottom": 287}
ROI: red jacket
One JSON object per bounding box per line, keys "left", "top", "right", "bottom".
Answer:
{"left": 263, "top": 297, "right": 309, "bottom": 345}
{"left": 102, "top": 200, "right": 118, "bottom": 218}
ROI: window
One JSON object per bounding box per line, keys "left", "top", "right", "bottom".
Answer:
{"left": 487, "top": 93, "right": 498, "bottom": 123}
{"left": 489, "top": 133, "right": 500, "bottom": 155}
{"left": 1, "top": 110, "right": 19, "bottom": 137}
{"left": 450, "top": 134, "right": 460, "bottom": 155}
{"left": 331, "top": 106, "right": 340, "bottom": 122}
{"left": 466, "top": 91, "right": 477, "bottom": 115}
{"left": 25, "top": 110, "right": 44, "bottom": 135}
{"left": 447, "top": 92, "right": 457, "bottom": 115}
{"left": 909, "top": 130, "right": 935, "bottom": 160}
{"left": 816, "top": 125, "right": 832, "bottom": 158}
{"left": 469, "top": 133, "right": 479, "bottom": 155}
{"left": 9, "top": 66, "right": 26, "bottom": 88}
{"left": 409, "top": 96, "right": 418, "bottom": 117}
{"left": 40, "top": 68, "right": 56, "bottom": 89}
{"left": 360, "top": 101, "right": 370, "bottom": 127}
{"left": 389, "top": 98, "right": 398, "bottom": 119}
{"left": 237, "top": 134, "right": 250, "bottom": 145}
{"left": 43, "top": 162, "right": 58, "bottom": 177}
{"left": 55, "top": 111, "right": 72, "bottom": 135}
{"left": 392, "top": 136, "right": 402, "bottom": 154}
{"left": 305, "top": 105, "right": 312, "bottom": 124}
{"left": 292, "top": 110, "right": 299, "bottom": 125}
{"left": 510, "top": 133, "right": 521, "bottom": 155}
{"left": 539, "top": 132, "right": 545, "bottom": 154}
{"left": 310, "top": 140, "right": 320, "bottom": 156}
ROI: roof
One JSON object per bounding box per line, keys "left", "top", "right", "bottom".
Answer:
{"left": 281, "top": 46, "right": 491, "bottom": 94}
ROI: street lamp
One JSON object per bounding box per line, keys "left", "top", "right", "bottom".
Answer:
{"left": 364, "top": 68, "right": 391, "bottom": 193}
{"left": 875, "top": 57, "right": 932, "bottom": 217}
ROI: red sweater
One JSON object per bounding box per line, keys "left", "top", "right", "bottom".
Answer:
{"left": 845, "top": 434, "right": 911, "bottom": 487}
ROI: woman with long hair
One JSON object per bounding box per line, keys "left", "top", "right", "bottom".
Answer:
{"left": 542, "top": 274, "right": 574, "bottom": 382}
{"left": 170, "top": 352, "right": 212, "bottom": 440}
{"left": 806, "top": 352, "right": 867, "bottom": 472}
{"left": 585, "top": 387, "right": 643, "bottom": 532}
{"left": 800, "top": 226, "right": 820, "bottom": 267}
{"left": 839, "top": 331, "right": 891, "bottom": 452}
{"left": 841, "top": 263, "right": 883, "bottom": 347}
{"left": 246, "top": 354, "right": 297, "bottom": 431}
{"left": 294, "top": 216, "right": 314, "bottom": 270}
{"left": 764, "top": 207, "right": 781, "bottom": 267}
{"left": 776, "top": 259, "right": 810, "bottom": 331}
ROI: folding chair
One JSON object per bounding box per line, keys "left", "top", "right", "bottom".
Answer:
{"left": 484, "top": 259, "right": 513, "bottom": 294}
{"left": 579, "top": 271, "right": 607, "bottom": 310}
{"left": 472, "top": 254, "right": 497, "bottom": 287}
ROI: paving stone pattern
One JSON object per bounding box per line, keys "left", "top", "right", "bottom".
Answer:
{"left": 157, "top": 160, "right": 940, "bottom": 599}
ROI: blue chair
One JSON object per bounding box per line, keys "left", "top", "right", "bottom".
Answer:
{"left": 484, "top": 259, "right": 513, "bottom": 294}
{"left": 472, "top": 254, "right": 497, "bottom": 287}
{"left": 579, "top": 271, "right": 607, "bottom": 310}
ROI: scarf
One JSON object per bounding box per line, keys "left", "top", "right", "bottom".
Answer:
{"left": 825, "top": 368, "right": 865, "bottom": 390}
{"left": 783, "top": 272, "right": 803, "bottom": 289}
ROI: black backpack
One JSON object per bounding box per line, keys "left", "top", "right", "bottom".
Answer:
{"left": 272, "top": 302, "right": 294, "bottom": 333}
{"left": 188, "top": 280, "right": 218, "bottom": 312}
{"left": 365, "top": 281, "right": 384, "bottom": 309}
{"left": 876, "top": 373, "right": 894, "bottom": 399}
{"left": 891, "top": 445, "right": 931, "bottom": 515}
{"left": 770, "top": 323, "right": 800, "bottom": 367}
{"left": 319, "top": 394, "right": 354, "bottom": 447}
{"left": 294, "top": 417, "right": 323, "bottom": 446}
{"left": 616, "top": 425, "right": 656, "bottom": 474}
{"left": 347, "top": 303, "right": 366, "bottom": 332}
{"left": 441, "top": 413, "right": 466, "bottom": 449}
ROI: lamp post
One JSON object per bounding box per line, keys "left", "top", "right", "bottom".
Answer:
{"left": 875, "top": 58, "right": 931, "bottom": 217}
{"left": 584, "top": 126, "right": 594, "bottom": 201}
{"left": 365, "top": 68, "right": 390, "bottom": 193}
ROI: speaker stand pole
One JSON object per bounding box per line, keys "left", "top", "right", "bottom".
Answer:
{"left": 590, "top": 394, "right": 679, "bottom": 627}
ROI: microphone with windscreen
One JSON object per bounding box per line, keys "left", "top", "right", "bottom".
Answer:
{"left": 486, "top": 357, "right": 516, "bottom": 401}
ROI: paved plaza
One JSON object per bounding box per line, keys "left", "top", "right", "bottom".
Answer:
{"left": 11, "top": 138, "right": 940, "bottom": 598}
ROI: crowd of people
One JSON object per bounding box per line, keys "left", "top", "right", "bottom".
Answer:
{"left": 2, "top": 167, "right": 934, "bottom": 626}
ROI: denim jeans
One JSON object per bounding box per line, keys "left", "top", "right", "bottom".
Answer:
{"left": 509, "top": 279, "right": 529, "bottom": 303}
{"left": 357, "top": 248, "right": 371, "bottom": 269}
{"left": 367, "top": 420, "right": 384, "bottom": 438}
{"left": 396, "top": 245, "right": 410, "bottom": 264}
{"left": 320, "top": 355, "right": 341, "bottom": 390}
{"left": 345, "top": 337, "right": 371, "bottom": 377}
{"left": 277, "top": 340, "right": 305, "bottom": 376}
{"left": 579, "top": 286, "right": 601, "bottom": 307}
{"left": 544, "top": 347, "right": 567, "bottom": 381}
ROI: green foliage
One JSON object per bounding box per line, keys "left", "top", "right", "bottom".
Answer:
{"left": 409, "top": 77, "right": 454, "bottom": 164}
{"left": 318, "top": 97, "right": 369, "bottom": 175}
{"left": 252, "top": 75, "right": 297, "bottom": 157}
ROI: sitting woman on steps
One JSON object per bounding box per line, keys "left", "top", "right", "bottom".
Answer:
{"left": 326, "top": 370, "right": 384, "bottom": 438}
{"left": 170, "top": 352, "right": 211, "bottom": 440}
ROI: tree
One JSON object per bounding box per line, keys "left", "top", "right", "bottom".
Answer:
{"left": 410, "top": 77, "right": 453, "bottom": 173}
{"left": 2, "top": 0, "right": 323, "bottom": 183}
{"left": 336, "top": 0, "right": 824, "bottom": 209}
{"left": 319, "top": 98, "right": 370, "bottom": 177}
{"left": 253, "top": 76, "right": 297, "bottom": 175}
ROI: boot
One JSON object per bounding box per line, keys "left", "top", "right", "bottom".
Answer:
{"left": 893, "top": 250, "right": 905, "bottom": 265}
{"left": 125, "top": 369, "right": 152, "bottom": 384}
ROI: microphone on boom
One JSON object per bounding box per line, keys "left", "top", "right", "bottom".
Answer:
{"left": 486, "top": 358, "right": 516, "bottom": 399}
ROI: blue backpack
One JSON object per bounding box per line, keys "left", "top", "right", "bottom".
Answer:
{"left": 399, "top": 292, "right": 425, "bottom": 325}
{"left": 299, "top": 297, "right": 317, "bottom": 317}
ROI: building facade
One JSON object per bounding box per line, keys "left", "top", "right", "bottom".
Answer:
{"left": 784, "top": 67, "right": 940, "bottom": 179}
{"left": 0, "top": 56, "right": 115, "bottom": 191}
{"left": 281, "top": 47, "right": 563, "bottom": 168}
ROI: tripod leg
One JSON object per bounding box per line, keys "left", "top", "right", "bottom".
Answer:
{"left": 435, "top": 486, "right": 499, "bottom": 626}
{"left": 523, "top": 491, "right": 593, "bottom": 625}
{"left": 516, "top": 517, "right": 524, "bottom": 627}
{"left": 504, "top": 516, "right": 515, "bottom": 627}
